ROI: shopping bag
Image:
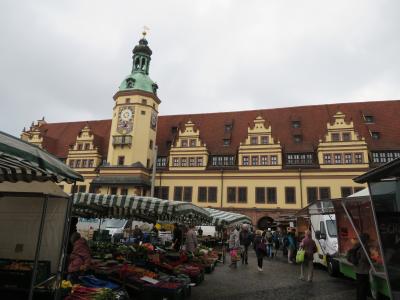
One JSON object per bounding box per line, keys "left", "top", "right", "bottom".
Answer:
{"left": 296, "top": 248, "right": 305, "bottom": 263}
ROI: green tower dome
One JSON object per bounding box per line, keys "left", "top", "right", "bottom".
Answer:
{"left": 118, "top": 36, "right": 158, "bottom": 95}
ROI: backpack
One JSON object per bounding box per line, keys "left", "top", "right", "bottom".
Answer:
{"left": 347, "top": 245, "right": 361, "bottom": 266}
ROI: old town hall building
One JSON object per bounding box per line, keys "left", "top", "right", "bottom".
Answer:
{"left": 21, "top": 36, "right": 400, "bottom": 228}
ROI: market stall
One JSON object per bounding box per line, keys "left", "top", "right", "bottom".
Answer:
{"left": 0, "top": 131, "right": 83, "bottom": 300}
{"left": 71, "top": 192, "right": 220, "bottom": 299}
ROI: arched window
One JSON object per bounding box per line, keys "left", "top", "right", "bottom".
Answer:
{"left": 141, "top": 58, "right": 146, "bottom": 70}
{"left": 135, "top": 58, "right": 140, "bottom": 70}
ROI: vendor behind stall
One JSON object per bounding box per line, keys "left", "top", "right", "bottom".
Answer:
{"left": 173, "top": 223, "right": 183, "bottom": 251}
{"left": 68, "top": 232, "right": 91, "bottom": 280}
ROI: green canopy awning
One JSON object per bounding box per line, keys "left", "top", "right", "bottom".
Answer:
{"left": 204, "top": 208, "right": 252, "bottom": 226}
{"left": 73, "top": 193, "right": 211, "bottom": 225}
{"left": 0, "top": 131, "right": 83, "bottom": 183}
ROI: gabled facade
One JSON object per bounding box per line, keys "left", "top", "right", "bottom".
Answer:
{"left": 21, "top": 36, "right": 400, "bottom": 228}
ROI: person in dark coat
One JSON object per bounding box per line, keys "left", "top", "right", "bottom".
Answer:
{"left": 239, "top": 224, "right": 251, "bottom": 264}
{"left": 173, "top": 223, "right": 183, "bottom": 251}
{"left": 353, "top": 233, "right": 371, "bottom": 300}
{"left": 253, "top": 230, "right": 266, "bottom": 271}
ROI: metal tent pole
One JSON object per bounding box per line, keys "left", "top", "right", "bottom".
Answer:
{"left": 55, "top": 182, "right": 76, "bottom": 300}
{"left": 28, "top": 194, "right": 49, "bottom": 300}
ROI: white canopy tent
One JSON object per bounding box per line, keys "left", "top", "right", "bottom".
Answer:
{"left": 0, "top": 181, "right": 68, "bottom": 274}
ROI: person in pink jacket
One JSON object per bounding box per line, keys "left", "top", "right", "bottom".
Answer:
{"left": 68, "top": 232, "right": 91, "bottom": 274}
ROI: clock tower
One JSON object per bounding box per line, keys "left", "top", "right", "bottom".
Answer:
{"left": 94, "top": 33, "right": 161, "bottom": 196}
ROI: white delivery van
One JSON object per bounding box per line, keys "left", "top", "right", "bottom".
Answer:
{"left": 310, "top": 213, "right": 339, "bottom": 275}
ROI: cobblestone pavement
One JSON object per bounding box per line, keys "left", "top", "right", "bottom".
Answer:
{"left": 191, "top": 251, "right": 358, "bottom": 300}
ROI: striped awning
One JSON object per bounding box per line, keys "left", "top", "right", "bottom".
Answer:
{"left": 0, "top": 131, "right": 83, "bottom": 183}
{"left": 72, "top": 193, "right": 211, "bottom": 224}
{"left": 204, "top": 208, "right": 252, "bottom": 226}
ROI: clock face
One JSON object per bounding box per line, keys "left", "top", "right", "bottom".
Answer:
{"left": 119, "top": 107, "right": 133, "bottom": 121}
{"left": 150, "top": 111, "right": 157, "bottom": 129}
{"left": 117, "top": 106, "right": 134, "bottom": 134}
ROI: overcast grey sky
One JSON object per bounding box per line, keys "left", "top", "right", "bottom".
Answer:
{"left": 1, "top": 0, "right": 400, "bottom": 136}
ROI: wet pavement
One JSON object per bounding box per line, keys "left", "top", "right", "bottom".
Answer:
{"left": 191, "top": 250, "right": 358, "bottom": 300}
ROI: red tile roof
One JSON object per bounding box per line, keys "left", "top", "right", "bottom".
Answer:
{"left": 34, "top": 100, "right": 400, "bottom": 159}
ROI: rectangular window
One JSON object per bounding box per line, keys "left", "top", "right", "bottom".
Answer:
{"left": 260, "top": 156, "right": 268, "bottom": 165}
{"left": 58, "top": 185, "right": 64, "bottom": 190}
{"left": 208, "top": 187, "right": 217, "bottom": 202}
{"left": 251, "top": 156, "right": 259, "bottom": 166}
{"left": 121, "top": 188, "right": 128, "bottom": 195}
{"left": 342, "top": 132, "right": 351, "bottom": 142}
{"left": 364, "top": 115, "right": 374, "bottom": 123}
{"left": 157, "top": 157, "right": 167, "bottom": 167}
{"left": 69, "top": 160, "right": 74, "bottom": 168}
{"left": 251, "top": 136, "right": 258, "bottom": 145}
{"left": 238, "top": 187, "right": 247, "bottom": 203}
{"left": 242, "top": 156, "right": 249, "bottom": 166}
{"left": 82, "top": 159, "right": 87, "bottom": 168}
{"left": 174, "top": 187, "right": 183, "bottom": 201}
{"left": 88, "top": 159, "right": 94, "bottom": 168}
{"left": 223, "top": 139, "right": 230, "bottom": 146}
{"left": 190, "top": 139, "right": 196, "bottom": 147}
{"left": 341, "top": 187, "right": 353, "bottom": 198}
{"left": 323, "top": 154, "right": 332, "bottom": 164}
{"left": 331, "top": 133, "right": 340, "bottom": 142}
{"left": 77, "top": 143, "right": 83, "bottom": 150}
{"left": 266, "top": 187, "right": 277, "bottom": 204}
{"left": 149, "top": 140, "right": 153, "bottom": 149}
{"left": 72, "top": 185, "right": 78, "bottom": 193}
{"left": 255, "top": 187, "right": 265, "bottom": 204}
{"left": 183, "top": 187, "right": 192, "bottom": 202}
{"left": 307, "top": 187, "right": 318, "bottom": 204}
{"left": 198, "top": 187, "right": 207, "bottom": 202}
{"left": 371, "top": 132, "right": 380, "bottom": 140}
{"left": 224, "top": 124, "right": 232, "bottom": 132}
{"left": 287, "top": 153, "right": 314, "bottom": 165}
{"left": 334, "top": 153, "right": 342, "bottom": 164}
{"left": 78, "top": 185, "right": 86, "bottom": 193}
{"left": 155, "top": 186, "right": 169, "bottom": 199}
{"left": 118, "top": 156, "right": 125, "bottom": 166}
{"left": 354, "top": 153, "right": 363, "bottom": 164}
{"left": 197, "top": 157, "right": 203, "bottom": 166}
{"left": 181, "top": 139, "right": 188, "bottom": 147}
{"left": 181, "top": 157, "right": 187, "bottom": 167}
{"left": 75, "top": 160, "right": 81, "bottom": 168}
{"left": 270, "top": 155, "right": 278, "bottom": 165}
{"left": 227, "top": 187, "right": 236, "bottom": 203}
{"left": 110, "top": 187, "right": 118, "bottom": 195}
{"left": 189, "top": 157, "right": 195, "bottom": 167}
{"left": 261, "top": 136, "right": 269, "bottom": 144}
{"left": 319, "top": 187, "right": 331, "bottom": 200}
{"left": 173, "top": 157, "right": 179, "bottom": 167}
{"left": 285, "top": 187, "right": 296, "bottom": 204}
{"left": 344, "top": 153, "right": 352, "bottom": 164}
{"left": 85, "top": 143, "right": 90, "bottom": 150}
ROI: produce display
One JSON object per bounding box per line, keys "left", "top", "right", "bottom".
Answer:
{"left": 65, "top": 286, "right": 116, "bottom": 300}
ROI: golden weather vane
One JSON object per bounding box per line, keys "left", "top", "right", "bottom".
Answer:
{"left": 142, "top": 26, "right": 150, "bottom": 38}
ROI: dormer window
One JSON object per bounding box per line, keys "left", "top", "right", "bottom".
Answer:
{"left": 224, "top": 124, "right": 232, "bottom": 132}
{"left": 171, "top": 127, "right": 178, "bottom": 134}
{"left": 293, "top": 135, "right": 302, "bottom": 143}
{"left": 364, "top": 115, "right": 374, "bottom": 123}
{"left": 223, "top": 139, "right": 230, "bottom": 146}
{"left": 126, "top": 78, "right": 135, "bottom": 88}
{"left": 292, "top": 121, "right": 301, "bottom": 128}
{"left": 371, "top": 132, "right": 380, "bottom": 140}
{"left": 77, "top": 143, "right": 83, "bottom": 150}
{"left": 181, "top": 139, "right": 188, "bottom": 147}
{"left": 190, "top": 139, "right": 196, "bottom": 147}
{"left": 250, "top": 136, "right": 258, "bottom": 145}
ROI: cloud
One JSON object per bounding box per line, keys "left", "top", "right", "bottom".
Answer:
{"left": 1, "top": 0, "right": 399, "bottom": 136}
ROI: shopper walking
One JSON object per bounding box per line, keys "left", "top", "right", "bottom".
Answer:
{"left": 253, "top": 230, "right": 266, "bottom": 271}
{"left": 239, "top": 224, "right": 252, "bottom": 264}
{"left": 265, "top": 228, "right": 273, "bottom": 258}
{"left": 299, "top": 230, "right": 317, "bottom": 282}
